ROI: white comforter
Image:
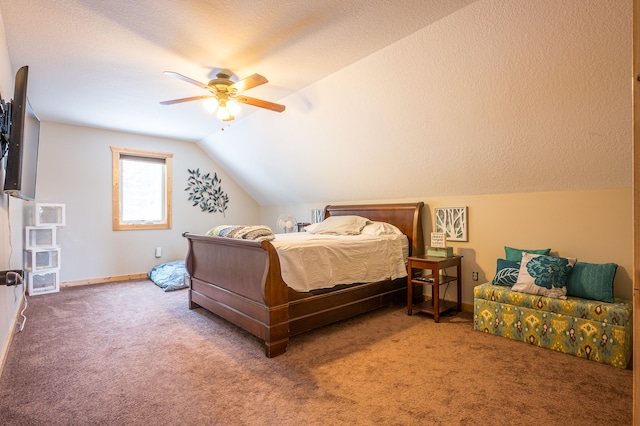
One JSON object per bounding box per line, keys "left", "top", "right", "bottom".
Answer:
{"left": 271, "top": 232, "right": 408, "bottom": 292}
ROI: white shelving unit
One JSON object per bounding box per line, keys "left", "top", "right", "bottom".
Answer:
{"left": 26, "top": 268, "right": 60, "bottom": 295}
{"left": 25, "top": 202, "right": 66, "bottom": 227}
{"left": 24, "top": 203, "right": 65, "bottom": 296}
{"left": 25, "top": 226, "right": 58, "bottom": 248}
{"left": 24, "top": 247, "right": 60, "bottom": 271}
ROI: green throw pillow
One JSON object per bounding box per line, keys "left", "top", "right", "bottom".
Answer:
{"left": 566, "top": 262, "right": 617, "bottom": 303}
{"left": 505, "top": 246, "right": 551, "bottom": 262}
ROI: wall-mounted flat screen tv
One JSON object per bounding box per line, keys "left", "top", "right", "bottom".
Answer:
{"left": 3, "top": 66, "right": 40, "bottom": 201}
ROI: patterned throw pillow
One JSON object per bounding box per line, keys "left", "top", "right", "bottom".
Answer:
{"left": 504, "top": 246, "right": 551, "bottom": 262}
{"left": 511, "top": 252, "right": 576, "bottom": 299}
{"left": 566, "top": 262, "right": 617, "bottom": 303}
{"left": 491, "top": 259, "right": 520, "bottom": 286}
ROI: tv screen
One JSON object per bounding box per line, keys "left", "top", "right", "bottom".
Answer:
{"left": 3, "top": 66, "right": 40, "bottom": 201}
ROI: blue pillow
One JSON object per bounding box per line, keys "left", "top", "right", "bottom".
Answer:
{"left": 566, "top": 262, "right": 617, "bottom": 303}
{"left": 505, "top": 246, "right": 551, "bottom": 261}
{"left": 492, "top": 259, "right": 520, "bottom": 286}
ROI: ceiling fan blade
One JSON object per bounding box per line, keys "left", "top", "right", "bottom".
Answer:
{"left": 159, "top": 95, "right": 214, "bottom": 105}
{"left": 235, "top": 95, "right": 285, "bottom": 112}
{"left": 229, "top": 74, "right": 268, "bottom": 93}
{"left": 163, "top": 71, "right": 208, "bottom": 89}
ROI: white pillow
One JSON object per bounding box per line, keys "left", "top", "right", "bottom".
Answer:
{"left": 303, "top": 222, "right": 320, "bottom": 233}
{"left": 361, "top": 221, "right": 403, "bottom": 236}
{"left": 306, "top": 215, "right": 370, "bottom": 235}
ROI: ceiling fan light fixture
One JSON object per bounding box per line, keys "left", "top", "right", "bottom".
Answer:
{"left": 203, "top": 98, "right": 218, "bottom": 113}
{"left": 227, "top": 99, "right": 241, "bottom": 115}
{"left": 216, "top": 101, "right": 233, "bottom": 121}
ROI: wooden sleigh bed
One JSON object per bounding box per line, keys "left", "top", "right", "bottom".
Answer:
{"left": 183, "top": 202, "right": 424, "bottom": 357}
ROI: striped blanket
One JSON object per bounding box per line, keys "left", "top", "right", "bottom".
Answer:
{"left": 206, "top": 225, "right": 276, "bottom": 241}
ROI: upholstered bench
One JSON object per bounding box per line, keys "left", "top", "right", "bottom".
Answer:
{"left": 474, "top": 282, "right": 632, "bottom": 369}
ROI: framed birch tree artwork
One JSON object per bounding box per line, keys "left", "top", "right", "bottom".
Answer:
{"left": 434, "top": 207, "right": 468, "bottom": 242}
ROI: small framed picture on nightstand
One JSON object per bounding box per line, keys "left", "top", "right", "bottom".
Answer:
{"left": 430, "top": 232, "right": 447, "bottom": 248}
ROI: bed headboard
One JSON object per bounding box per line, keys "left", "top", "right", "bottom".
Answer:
{"left": 324, "top": 202, "right": 425, "bottom": 256}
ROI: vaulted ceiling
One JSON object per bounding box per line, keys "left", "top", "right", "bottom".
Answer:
{"left": 0, "top": 0, "right": 475, "bottom": 141}
{"left": 0, "top": 1, "right": 631, "bottom": 207}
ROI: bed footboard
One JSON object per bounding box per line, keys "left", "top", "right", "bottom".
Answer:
{"left": 183, "top": 233, "right": 290, "bottom": 357}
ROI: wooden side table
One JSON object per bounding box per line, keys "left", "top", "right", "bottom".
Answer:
{"left": 407, "top": 255, "right": 462, "bottom": 322}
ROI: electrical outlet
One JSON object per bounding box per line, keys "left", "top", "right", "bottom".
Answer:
{"left": 472, "top": 271, "right": 479, "bottom": 281}
{"left": 155, "top": 247, "right": 162, "bottom": 258}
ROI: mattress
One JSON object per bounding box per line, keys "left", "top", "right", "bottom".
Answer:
{"left": 271, "top": 232, "right": 408, "bottom": 292}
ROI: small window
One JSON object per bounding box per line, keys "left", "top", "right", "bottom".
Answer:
{"left": 111, "top": 146, "right": 172, "bottom": 230}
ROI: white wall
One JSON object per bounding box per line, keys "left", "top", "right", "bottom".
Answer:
{"left": 36, "top": 122, "right": 260, "bottom": 283}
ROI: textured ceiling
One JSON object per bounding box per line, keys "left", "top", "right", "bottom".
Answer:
{"left": 1, "top": 1, "right": 628, "bottom": 209}
{"left": 199, "top": 0, "right": 631, "bottom": 206}
{"left": 0, "top": 0, "right": 476, "bottom": 141}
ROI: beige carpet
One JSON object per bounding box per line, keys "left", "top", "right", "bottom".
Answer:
{"left": 0, "top": 280, "right": 632, "bottom": 425}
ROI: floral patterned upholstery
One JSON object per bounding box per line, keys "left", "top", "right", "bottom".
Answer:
{"left": 473, "top": 283, "right": 632, "bottom": 369}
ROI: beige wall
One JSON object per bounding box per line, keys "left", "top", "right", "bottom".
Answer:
{"left": 261, "top": 188, "right": 632, "bottom": 304}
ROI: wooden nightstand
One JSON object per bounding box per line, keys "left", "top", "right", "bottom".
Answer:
{"left": 407, "top": 255, "right": 462, "bottom": 322}
{"left": 297, "top": 222, "right": 311, "bottom": 232}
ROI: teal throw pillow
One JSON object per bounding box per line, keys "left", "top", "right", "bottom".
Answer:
{"left": 566, "top": 262, "right": 617, "bottom": 303}
{"left": 511, "top": 253, "right": 576, "bottom": 299}
{"left": 505, "top": 246, "right": 551, "bottom": 261}
{"left": 492, "top": 259, "right": 520, "bottom": 286}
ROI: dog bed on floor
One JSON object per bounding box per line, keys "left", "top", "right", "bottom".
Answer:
{"left": 148, "top": 260, "right": 189, "bottom": 292}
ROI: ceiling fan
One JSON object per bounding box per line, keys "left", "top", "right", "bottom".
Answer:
{"left": 160, "top": 70, "right": 285, "bottom": 122}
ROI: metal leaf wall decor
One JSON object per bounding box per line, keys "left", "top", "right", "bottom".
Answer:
{"left": 185, "top": 168, "right": 229, "bottom": 216}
